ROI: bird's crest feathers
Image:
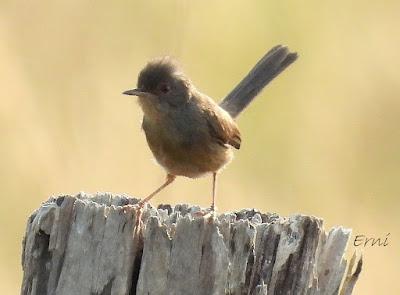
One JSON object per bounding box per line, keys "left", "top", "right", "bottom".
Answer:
{"left": 138, "top": 57, "right": 182, "bottom": 91}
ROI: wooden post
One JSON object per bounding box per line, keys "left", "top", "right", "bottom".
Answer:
{"left": 21, "top": 193, "right": 362, "bottom": 295}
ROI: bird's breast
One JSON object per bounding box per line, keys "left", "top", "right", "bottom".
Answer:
{"left": 142, "top": 112, "right": 232, "bottom": 178}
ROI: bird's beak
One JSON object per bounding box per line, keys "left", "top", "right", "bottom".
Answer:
{"left": 122, "top": 88, "right": 149, "bottom": 96}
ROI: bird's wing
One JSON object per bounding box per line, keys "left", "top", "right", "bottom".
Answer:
{"left": 204, "top": 105, "right": 241, "bottom": 149}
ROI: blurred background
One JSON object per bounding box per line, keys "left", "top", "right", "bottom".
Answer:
{"left": 1, "top": 0, "right": 399, "bottom": 293}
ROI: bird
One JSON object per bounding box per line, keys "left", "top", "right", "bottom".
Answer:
{"left": 123, "top": 45, "right": 297, "bottom": 212}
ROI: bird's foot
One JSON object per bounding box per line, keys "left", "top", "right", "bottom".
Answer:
{"left": 192, "top": 206, "right": 217, "bottom": 219}
{"left": 121, "top": 200, "right": 148, "bottom": 229}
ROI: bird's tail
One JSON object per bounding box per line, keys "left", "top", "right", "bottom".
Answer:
{"left": 219, "top": 45, "right": 298, "bottom": 118}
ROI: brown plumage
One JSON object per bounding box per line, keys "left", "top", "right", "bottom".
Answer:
{"left": 123, "top": 46, "right": 297, "bottom": 210}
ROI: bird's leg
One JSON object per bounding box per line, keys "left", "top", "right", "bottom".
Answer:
{"left": 133, "top": 174, "right": 176, "bottom": 228}
{"left": 138, "top": 174, "right": 176, "bottom": 207}
{"left": 194, "top": 172, "right": 218, "bottom": 218}
{"left": 211, "top": 172, "right": 217, "bottom": 212}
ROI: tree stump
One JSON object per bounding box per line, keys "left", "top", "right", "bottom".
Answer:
{"left": 21, "top": 193, "right": 362, "bottom": 295}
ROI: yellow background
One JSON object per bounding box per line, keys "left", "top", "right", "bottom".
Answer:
{"left": 1, "top": 1, "right": 399, "bottom": 294}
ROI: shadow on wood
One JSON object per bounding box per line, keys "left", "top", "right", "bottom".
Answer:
{"left": 21, "top": 193, "right": 362, "bottom": 295}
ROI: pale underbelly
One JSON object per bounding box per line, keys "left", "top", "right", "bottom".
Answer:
{"left": 150, "top": 142, "right": 234, "bottom": 178}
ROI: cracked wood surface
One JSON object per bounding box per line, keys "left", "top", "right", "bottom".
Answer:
{"left": 21, "top": 193, "right": 362, "bottom": 295}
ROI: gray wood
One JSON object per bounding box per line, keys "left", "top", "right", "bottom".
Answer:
{"left": 21, "top": 193, "right": 362, "bottom": 295}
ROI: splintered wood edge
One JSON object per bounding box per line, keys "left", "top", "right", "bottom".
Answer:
{"left": 21, "top": 192, "right": 362, "bottom": 295}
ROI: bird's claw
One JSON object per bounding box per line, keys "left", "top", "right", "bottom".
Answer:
{"left": 192, "top": 206, "right": 217, "bottom": 219}
{"left": 121, "top": 200, "right": 148, "bottom": 228}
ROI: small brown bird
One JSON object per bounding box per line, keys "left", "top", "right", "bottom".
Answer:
{"left": 123, "top": 45, "right": 297, "bottom": 211}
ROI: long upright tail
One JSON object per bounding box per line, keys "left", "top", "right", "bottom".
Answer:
{"left": 219, "top": 45, "right": 298, "bottom": 118}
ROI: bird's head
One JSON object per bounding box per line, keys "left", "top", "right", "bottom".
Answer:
{"left": 123, "top": 57, "right": 192, "bottom": 114}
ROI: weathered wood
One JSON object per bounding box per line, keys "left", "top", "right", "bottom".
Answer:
{"left": 21, "top": 193, "right": 362, "bottom": 295}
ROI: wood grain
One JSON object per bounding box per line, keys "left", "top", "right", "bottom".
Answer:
{"left": 21, "top": 193, "right": 362, "bottom": 295}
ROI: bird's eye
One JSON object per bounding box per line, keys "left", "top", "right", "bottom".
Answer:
{"left": 160, "top": 83, "right": 170, "bottom": 94}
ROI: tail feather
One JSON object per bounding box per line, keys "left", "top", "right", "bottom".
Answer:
{"left": 220, "top": 45, "right": 298, "bottom": 118}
